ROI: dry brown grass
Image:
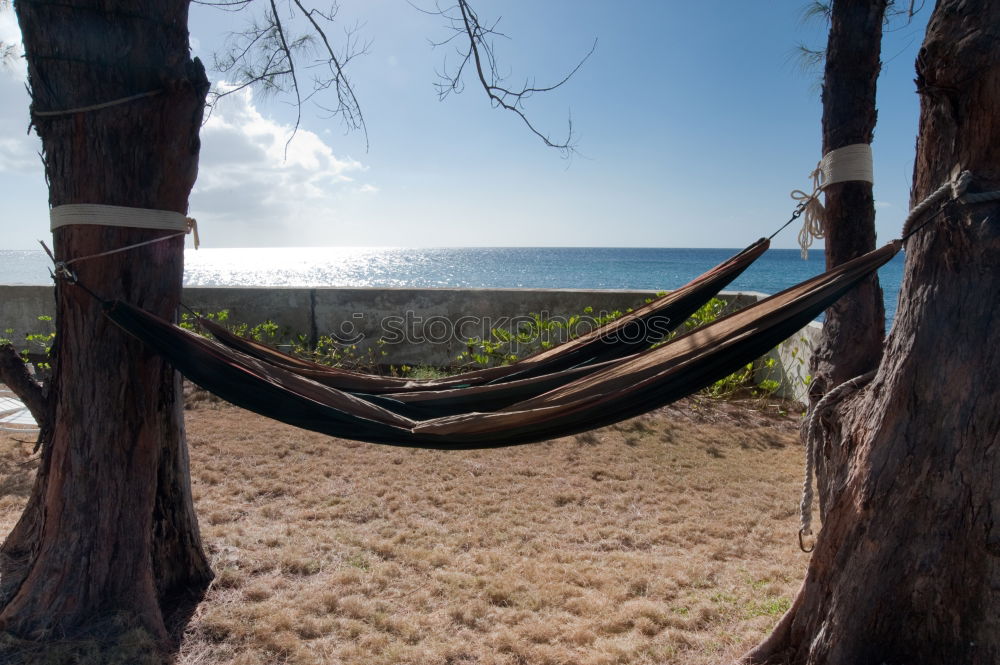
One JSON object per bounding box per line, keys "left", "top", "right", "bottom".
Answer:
{"left": 0, "top": 393, "right": 811, "bottom": 665}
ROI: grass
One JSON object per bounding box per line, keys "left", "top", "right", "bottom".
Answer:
{"left": 0, "top": 391, "right": 810, "bottom": 664}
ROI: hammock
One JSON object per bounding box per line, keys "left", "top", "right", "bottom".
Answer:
{"left": 104, "top": 241, "right": 900, "bottom": 449}
{"left": 196, "top": 238, "right": 771, "bottom": 394}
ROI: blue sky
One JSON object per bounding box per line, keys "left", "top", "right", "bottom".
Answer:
{"left": 0, "top": 1, "right": 929, "bottom": 249}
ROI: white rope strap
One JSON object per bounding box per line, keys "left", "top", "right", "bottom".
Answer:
{"left": 790, "top": 143, "right": 874, "bottom": 259}
{"left": 50, "top": 204, "right": 199, "bottom": 249}
{"left": 799, "top": 370, "right": 876, "bottom": 551}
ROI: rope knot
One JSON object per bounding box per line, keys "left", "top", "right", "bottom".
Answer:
{"left": 951, "top": 170, "right": 973, "bottom": 199}
{"left": 52, "top": 261, "right": 78, "bottom": 283}
{"left": 790, "top": 144, "right": 874, "bottom": 259}
{"left": 901, "top": 169, "right": 978, "bottom": 239}
{"left": 790, "top": 175, "right": 826, "bottom": 260}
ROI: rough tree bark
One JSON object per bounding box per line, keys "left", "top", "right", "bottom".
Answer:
{"left": 742, "top": 0, "right": 1000, "bottom": 662}
{"left": 0, "top": 0, "right": 212, "bottom": 642}
{"left": 807, "top": 0, "right": 887, "bottom": 518}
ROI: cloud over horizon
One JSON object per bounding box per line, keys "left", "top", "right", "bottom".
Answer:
{"left": 0, "top": 9, "right": 374, "bottom": 247}
{"left": 191, "top": 85, "right": 373, "bottom": 246}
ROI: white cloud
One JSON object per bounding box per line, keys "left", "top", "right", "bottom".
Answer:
{"left": 0, "top": 10, "right": 39, "bottom": 174}
{"left": 0, "top": 10, "right": 24, "bottom": 68}
{"left": 191, "top": 85, "right": 374, "bottom": 245}
{"left": 0, "top": 18, "right": 377, "bottom": 248}
{"left": 874, "top": 200, "right": 892, "bottom": 210}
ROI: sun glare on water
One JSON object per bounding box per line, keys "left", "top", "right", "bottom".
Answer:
{"left": 183, "top": 246, "right": 415, "bottom": 288}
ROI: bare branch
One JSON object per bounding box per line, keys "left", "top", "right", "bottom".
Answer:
{"left": 206, "top": 0, "right": 587, "bottom": 155}
{"left": 0, "top": 43, "right": 15, "bottom": 70}
{"left": 0, "top": 0, "right": 17, "bottom": 70}
{"left": 207, "top": 0, "right": 368, "bottom": 150}
{"left": 267, "top": 0, "right": 301, "bottom": 156}
{"left": 291, "top": 0, "right": 368, "bottom": 148}
{"left": 420, "top": 0, "right": 594, "bottom": 157}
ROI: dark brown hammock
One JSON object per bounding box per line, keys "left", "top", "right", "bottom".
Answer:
{"left": 103, "top": 241, "right": 900, "bottom": 449}
{"left": 197, "top": 238, "right": 771, "bottom": 394}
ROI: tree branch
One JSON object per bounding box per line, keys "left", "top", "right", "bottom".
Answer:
{"left": 208, "top": 1, "right": 584, "bottom": 155}
{"left": 267, "top": 0, "right": 301, "bottom": 155}
{"left": 0, "top": 344, "right": 47, "bottom": 431}
{"left": 208, "top": 0, "right": 368, "bottom": 150}
{"left": 291, "top": 0, "right": 368, "bottom": 149}
{"left": 420, "top": 0, "right": 595, "bottom": 157}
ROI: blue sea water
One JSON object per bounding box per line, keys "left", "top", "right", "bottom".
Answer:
{"left": 0, "top": 246, "right": 905, "bottom": 322}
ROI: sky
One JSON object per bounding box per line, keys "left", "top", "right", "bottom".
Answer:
{"left": 0, "top": 1, "right": 931, "bottom": 249}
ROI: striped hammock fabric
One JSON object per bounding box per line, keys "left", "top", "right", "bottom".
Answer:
{"left": 103, "top": 241, "right": 900, "bottom": 449}
{"left": 197, "top": 238, "right": 771, "bottom": 395}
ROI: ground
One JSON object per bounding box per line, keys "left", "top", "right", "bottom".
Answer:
{"left": 0, "top": 392, "right": 810, "bottom": 664}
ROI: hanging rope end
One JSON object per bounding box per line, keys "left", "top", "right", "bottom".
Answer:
{"left": 186, "top": 217, "right": 200, "bottom": 249}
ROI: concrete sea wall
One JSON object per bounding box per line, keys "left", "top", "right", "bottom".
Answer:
{"left": 1, "top": 285, "right": 818, "bottom": 403}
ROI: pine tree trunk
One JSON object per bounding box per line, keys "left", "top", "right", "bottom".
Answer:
{"left": 742, "top": 0, "right": 1000, "bottom": 662}
{"left": 807, "top": 0, "right": 887, "bottom": 518}
{"left": 0, "top": 0, "right": 211, "bottom": 641}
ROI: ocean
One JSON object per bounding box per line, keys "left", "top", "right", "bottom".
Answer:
{"left": 0, "top": 246, "right": 906, "bottom": 323}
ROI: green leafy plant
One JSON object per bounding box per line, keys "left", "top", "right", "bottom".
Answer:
{"left": 122, "top": 295, "right": 799, "bottom": 396}
{"left": 181, "top": 309, "right": 391, "bottom": 374}
{"left": 179, "top": 308, "right": 230, "bottom": 334}
{"left": 290, "top": 334, "right": 389, "bottom": 373}
{"left": 456, "top": 308, "right": 627, "bottom": 368}
{"left": 677, "top": 299, "right": 784, "bottom": 399}
{"left": 455, "top": 296, "right": 788, "bottom": 399}
{"left": 4, "top": 315, "right": 57, "bottom": 372}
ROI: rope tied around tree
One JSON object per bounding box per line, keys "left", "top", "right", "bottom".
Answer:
{"left": 31, "top": 90, "right": 163, "bottom": 118}
{"left": 799, "top": 370, "right": 876, "bottom": 552}
{"left": 897, "top": 169, "right": 1000, "bottom": 242}
{"left": 790, "top": 144, "right": 875, "bottom": 259}
{"left": 42, "top": 205, "right": 200, "bottom": 284}
{"left": 796, "top": 169, "right": 1000, "bottom": 552}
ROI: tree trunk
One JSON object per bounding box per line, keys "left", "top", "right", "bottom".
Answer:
{"left": 807, "top": 0, "right": 887, "bottom": 518}
{"left": 0, "top": 0, "right": 212, "bottom": 642}
{"left": 742, "top": 0, "right": 1000, "bottom": 662}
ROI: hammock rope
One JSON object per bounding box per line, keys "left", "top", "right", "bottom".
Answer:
{"left": 41, "top": 205, "right": 200, "bottom": 285}
{"left": 798, "top": 370, "right": 875, "bottom": 552}
{"left": 797, "top": 169, "right": 1000, "bottom": 551}
{"left": 32, "top": 90, "right": 163, "bottom": 118}
{"left": 898, "top": 170, "right": 1000, "bottom": 242}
